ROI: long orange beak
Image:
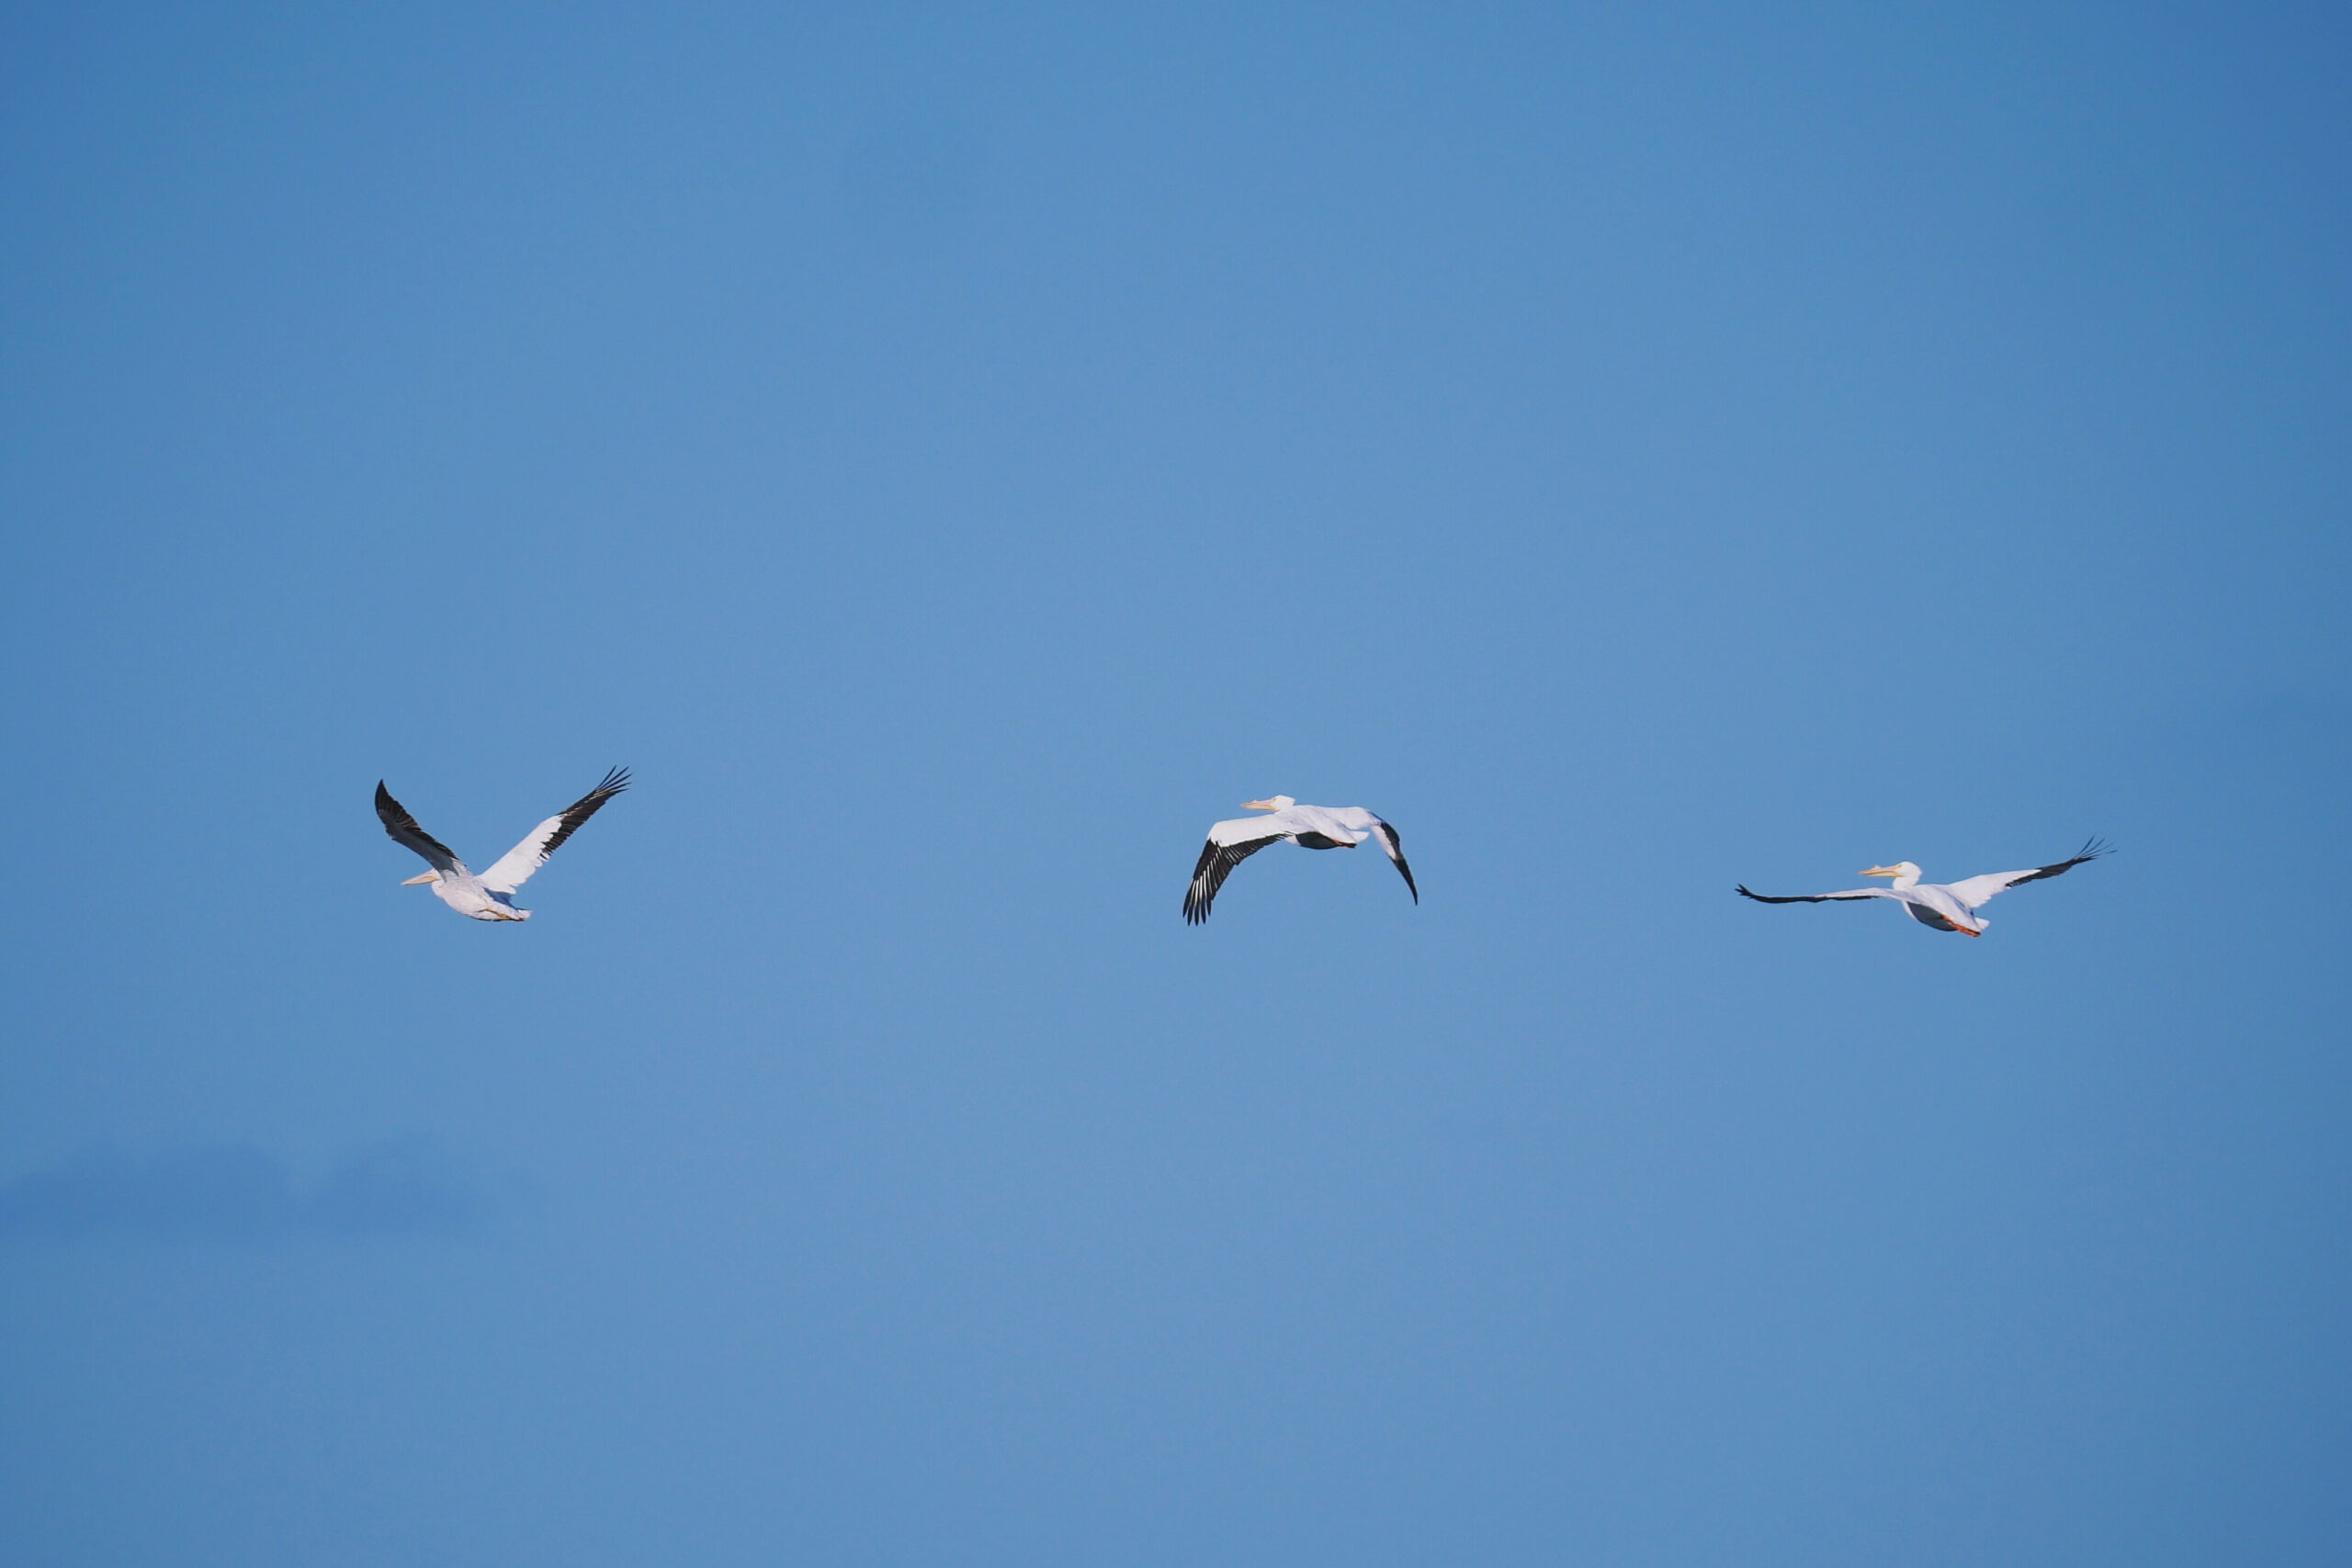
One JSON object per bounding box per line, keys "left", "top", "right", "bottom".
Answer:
{"left": 401, "top": 872, "right": 438, "bottom": 886}
{"left": 1240, "top": 798, "right": 1280, "bottom": 811}
{"left": 1860, "top": 865, "right": 1900, "bottom": 878}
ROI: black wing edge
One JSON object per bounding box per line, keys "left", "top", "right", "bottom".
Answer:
{"left": 1183, "top": 835, "right": 1281, "bottom": 925}
{"left": 1376, "top": 822, "right": 1419, "bottom": 904}
{"left": 538, "top": 767, "right": 631, "bottom": 859}
{"left": 1735, "top": 885, "right": 1867, "bottom": 905}
{"left": 375, "top": 780, "right": 458, "bottom": 863}
{"left": 2012, "top": 836, "right": 2111, "bottom": 887}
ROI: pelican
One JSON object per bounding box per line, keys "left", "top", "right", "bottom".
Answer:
{"left": 1736, "top": 839, "right": 2108, "bottom": 936}
{"left": 376, "top": 768, "right": 629, "bottom": 921}
{"left": 1184, "top": 796, "right": 1418, "bottom": 924}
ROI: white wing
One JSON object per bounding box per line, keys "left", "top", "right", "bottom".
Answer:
{"left": 1322, "top": 806, "right": 1417, "bottom": 903}
{"left": 1943, "top": 839, "right": 2109, "bottom": 909}
{"left": 1185, "top": 824, "right": 1290, "bottom": 923}
{"left": 1206, "top": 810, "right": 1301, "bottom": 846}
{"left": 479, "top": 768, "right": 631, "bottom": 894}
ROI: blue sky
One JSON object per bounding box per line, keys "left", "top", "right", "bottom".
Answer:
{"left": 3, "top": 4, "right": 2347, "bottom": 1563}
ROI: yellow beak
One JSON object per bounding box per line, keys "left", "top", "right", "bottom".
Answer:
{"left": 1241, "top": 799, "right": 1279, "bottom": 811}
{"left": 401, "top": 872, "right": 438, "bottom": 886}
{"left": 1860, "top": 865, "right": 1899, "bottom": 878}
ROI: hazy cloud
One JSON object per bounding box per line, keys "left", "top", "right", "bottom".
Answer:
{"left": 0, "top": 1139, "right": 483, "bottom": 1244}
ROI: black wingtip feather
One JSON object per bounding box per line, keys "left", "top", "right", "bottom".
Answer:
{"left": 373, "top": 779, "right": 459, "bottom": 863}
{"left": 1736, "top": 884, "right": 1867, "bottom": 905}
{"left": 2013, "top": 836, "right": 2113, "bottom": 887}
{"left": 1374, "top": 823, "right": 1419, "bottom": 905}
{"left": 536, "top": 766, "right": 631, "bottom": 861}
{"left": 1182, "top": 834, "right": 1282, "bottom": 925}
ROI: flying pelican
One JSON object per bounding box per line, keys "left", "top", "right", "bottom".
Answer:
{"left": 1736, "top": 838, "right": 2108, "bottom": 936}
{"left": 376, "top": 768, "right": 630, "bottom": 921}
{"left": 1184, "top": 795, "right": 1418, "bottom": 924}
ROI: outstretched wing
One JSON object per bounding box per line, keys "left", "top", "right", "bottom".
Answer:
{"left": 480, "top": 768, "right": 631, "bottom": 894}
{"left": 1735, "top": 885, "right": 1894, "bottom": 905}
{"left": 1322, "top": 806, "right": 1418, "bottom": 905}
{"left": 376, "top": 782, "right": 464, "bottom": 874}
{"left": 1184, "top": 834, "right": 1284, "bottom": 924}
{"left": 1371, "top": 821, "right": 1418, "bottom": 903}
{"left": 1943, "top": 838, "right": 2109, "bottom": 910}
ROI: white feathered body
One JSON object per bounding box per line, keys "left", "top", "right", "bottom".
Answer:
{"left": 1883, "top": 880, "right": 1986, "bottom": 934}
{"left": 424, "top": 868, "right": 530, "bottom": 921}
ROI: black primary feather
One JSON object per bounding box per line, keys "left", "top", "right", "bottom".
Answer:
{"left": 2009, "top": 836, "right": 2110, "bottom": 886}
{"left": 537, "top": 767, "right": 631, "bottom": 860}
{"left": 1377, "top": 823, "right": 1419, "bottom": 903}
{"left": 1183, "top": 834, "right": 1283, "bottom": 924}
{"left": 1735, "top": 885, "right": 1871, "bottom": 905}
{"left": 375, "top": 781, "right": 458, "bottom": 866}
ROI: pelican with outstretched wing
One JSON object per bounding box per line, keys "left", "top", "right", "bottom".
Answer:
{"left": 1736, "top": 839, "right": 2108, "bottom": 936}
{"left": 376, "top": 768, "right": 629, "bottom": 921}
{"left": 1185, "top": 795, "right": 1418, "bottom": 924}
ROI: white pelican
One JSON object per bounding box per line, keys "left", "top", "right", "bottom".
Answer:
{"left": 376, "top": 768, "right": 629, "bottom": 921}
{"left": 1736, "top": 839, "right": 2108, "bottom": 936}
{"left": 1184, "top": 795, "right": 1418, "bottom": 924}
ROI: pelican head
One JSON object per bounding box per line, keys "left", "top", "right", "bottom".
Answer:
{"left": 1241, "top": 795, "right": 1296, "bottom": 812}
{"left": 401, "top": 871, "right": 441, "bottom": 886}
{"left": 1862, "top": 862, "right": 1922, "bottom": 888}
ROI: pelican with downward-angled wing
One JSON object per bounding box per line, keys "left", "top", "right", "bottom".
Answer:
{"left": 376, "top": 768, "right": 630, "bottom": 921}
{"left": 1184, "top": 795, "right": 1418, "bottom": 924}
{"left": 1736, "top": 839, "right": 2108, "bottom": 937}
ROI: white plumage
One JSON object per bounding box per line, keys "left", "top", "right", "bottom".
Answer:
{"left": 376, "top": 769, "right": 629, "bottom": 922}
{"left": 1184, "top": 795, "right": 1418, "bottom": 924}
{"left": 1736, "top": 839, "right": 2108, "bottom": 936}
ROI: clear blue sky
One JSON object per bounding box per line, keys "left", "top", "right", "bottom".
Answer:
{"left": 4, "top": 4, "right": 2347, "bottom": 1563}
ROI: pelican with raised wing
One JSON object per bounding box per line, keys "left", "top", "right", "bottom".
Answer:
{"left": 1736, "top": 839, "right": 2109, "bottom": 937}
{"left": 1184, "top": 795, "right": 1418, "bottom": 924}
{"left": 376, "top": 768, "right": 630, "bottom": 922}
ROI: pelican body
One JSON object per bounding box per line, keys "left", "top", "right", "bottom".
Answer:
{"left": 1184, "top": 795, "right": 1418, "bottom": 924}
{"left": 1736, "top": 840, "right": 2108, "bottom": 937}
{"left": 376, "top": 769, "right": 629, "bottom": 922}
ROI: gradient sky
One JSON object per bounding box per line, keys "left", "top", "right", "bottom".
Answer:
{"left": 4, "top": 5, "right": 2348, "bottom": 1564}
